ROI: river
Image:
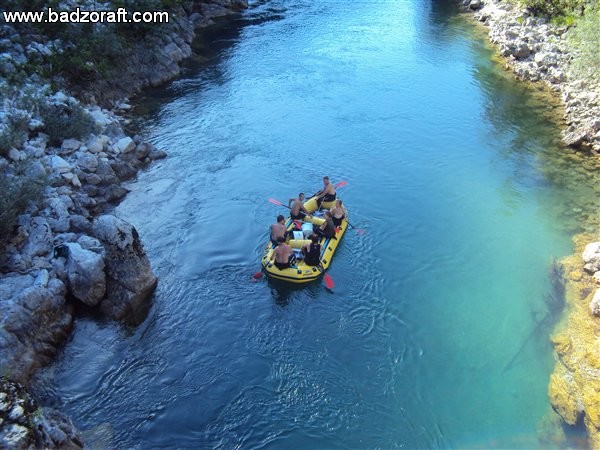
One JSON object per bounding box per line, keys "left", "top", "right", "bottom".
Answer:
{"left": 41, "top": 0, "right": 597, "bottom": 448}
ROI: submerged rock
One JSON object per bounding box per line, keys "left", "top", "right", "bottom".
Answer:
{"left": 92, "top": 215, "right": 157, "bottom": 321}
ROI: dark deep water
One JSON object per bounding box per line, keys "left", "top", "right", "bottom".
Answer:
{"left": 41, "top": 1, "right": 599, "bottom": 448}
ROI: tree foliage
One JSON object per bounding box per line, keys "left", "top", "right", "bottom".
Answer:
{"left": 567, "top": 2, "right": 600, "bottom": 81}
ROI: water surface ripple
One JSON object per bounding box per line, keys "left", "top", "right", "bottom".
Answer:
{"left": 43, "top": 0, "right": 595, "bottom": 448}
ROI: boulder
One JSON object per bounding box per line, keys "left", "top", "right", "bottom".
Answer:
{"left": 590, "top": 289, "right": 600, "bottom": 317}
{"left": 583, "top": 242, "right": 600, "bottom": 274}
{"left": 21, "top": 216, "right": 53, "bottom": 260}
{"left": 60, "top": 139, "right": 81, "bottom": 154}
{"left": 0, "top": 272, "right": 72, "bottom": 383}
{"left": 513, "top": 42, "right": 531, "bottom": 59}
{"left": 563, "top": 130, "right": 588, "bottom": 148}
{"left": 114, "top": 137, "right": 135, "bottom": 154}
{"left": 148, "top": 147, "right": 167, "bottom": 160}
{"left": 86, "top": 135, "right": 104, "bottom": 153}
{"left": 469, "top": 0, "right": 482, "bottom": 10}
{"left": 92, "top": 215, "right": 157, "bottom": 321}
{"left": 63, "top": 243, "right": 106, "bottom": 306}
{"left": 76, "top": 153, "right": 98, "bottom": 173}
{"left": 49, "top": 156, "right": 72, "bottom": 174}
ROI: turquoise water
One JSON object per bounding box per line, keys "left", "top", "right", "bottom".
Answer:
{"left": 41, "top": 1, "right": 593, "bottom": 448}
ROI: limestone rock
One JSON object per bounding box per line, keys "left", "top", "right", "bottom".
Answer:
{"left": 115, "top": 137, "right": 135, "bottom": 154}
{"left": 0, "top": 273, "right": 72, "bottom": 383}
{"left": 60, "top": 139, "right": 81, "bottom": 154}
{"left": 0, "top": 377, "right": 82, "bottom": 449}
{"left": 469, "top": 0, "right": 482, "bottom": 10}
{"left": 583, "top": 242, "right": 600, "bottom": 274}
{"left": 76, "top": 153, "right": 98, "bottom": 173}
{"left": 63, "top": 243, "right": 106, "bottom": 306}
{"left": 92, "top": 215, "right": 157, "bottom": 321}
{"left": 49, "top": 155, "right": 72, "bottom": 174}
{"left": 21, "top": 216, "right": 53, "bottom": 260}
{"left": 591, "top": 290, "right": 600, "bottom": 317}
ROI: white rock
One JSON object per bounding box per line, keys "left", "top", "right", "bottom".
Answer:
{"left": 115, "top": 136, "right": 135, "bottom": 154}
{"left": 61, "top": 139, "right": 81, "bottom": 153}
{"left": 64, "top": 242, "right": 106, "bottom": 306}
{"left": 583, "top": 242, "right": 600, "bottom": 273}
{"left": 70, "top": 173, "right": 82, "bottom": 188}
{"left": 49, "top": 155, "right": 72, "bottom": 173}
{"left": 590, "top": 289, "right": 600, "bottom": 317}
{"left": 88, "top": 109, "right": 111, "bottom": 127}
{"left": 86, "top": 135, "right": 103, "bottom": 153}
{"left": 8, "top": 148, "right": 23, "bottom": 161}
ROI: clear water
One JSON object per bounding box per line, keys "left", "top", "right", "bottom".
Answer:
{"left": 41, "top": 0, "right": 598, "bottom": 448}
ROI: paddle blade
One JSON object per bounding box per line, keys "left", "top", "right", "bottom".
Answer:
{"left": 324, "top": 273, "right": 335, "bottom": 289}
{"left": 334, "top": 181, "right": 347, "bottom": 188}
{"left": 252, "top": 271, "right": 263, "bottom": 280}
{"left": 268, "top": 198, "right": 285, "bottom": 207}
{"left": 356, "top": 228, "right": 366, "bottom": 235}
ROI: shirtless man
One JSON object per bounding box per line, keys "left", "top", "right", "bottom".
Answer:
{"left": 288, "top": 193, "right": 309, "bottom": 220}
{"left": 270, "top": 236, "right": 295, "bottom": 270}
{"left": 315, "top": 176, "right": 336, "bottom": 204}
{"left": 270, "top": 215, "right": 287, "bottom": 246}
{"left": 330, "top": 199, "right": 346, "bottom": 227}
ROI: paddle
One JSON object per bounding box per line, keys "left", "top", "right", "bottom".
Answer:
{"left": 324, "top": 273, "right": 335, "bottom": 289}
{"left": 346, "top": 220, "right": 366, "bottom": 235}
{"left": 268, "top": 198, "right": 291, "bottom": 209}
{"left": 251, "top": 271, "right": 263, "bottom": 280}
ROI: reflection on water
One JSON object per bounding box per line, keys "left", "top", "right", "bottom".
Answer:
{"left": 39, "top": 0, "right": 600, "bottom": 448}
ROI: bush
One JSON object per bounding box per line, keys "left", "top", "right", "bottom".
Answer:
{"left": 39, "top": 102, "right": 98, "bottom": 146}
{"left": 568, "top": 3, "right": 600, "bottom": 81}
{"left": 0, "top": 113, "right": 29, "bottom": 157}
{"left": 0, "top": 164, "right": 45, "bottom": 250}
{"left": 519, "top": 0, "right": 586, "bottom": 18}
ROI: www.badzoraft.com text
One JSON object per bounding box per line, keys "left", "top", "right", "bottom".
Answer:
{"left": 2, "top": 7, "right": 169, "bottom": 24}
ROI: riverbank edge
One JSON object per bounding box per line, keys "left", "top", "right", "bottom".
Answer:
{"left": 0, "top": 1, "right": 247, "bottom": 447}
{"left": 458, "top": 0, "right": 600, "bottom": 447}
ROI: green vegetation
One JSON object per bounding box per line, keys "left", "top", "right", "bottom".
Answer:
{"left": 40, "top": 102, "right": 98, "bottom": 146}
{"left": 0, "top": 163, "right": 46, "bottom": 251}
{"left": 567, "top": 3, "right": 600, "bottom": 81}
{"left": 0, "top": 0, "right": 190, "bottom": 93}
{"left": 517, "top": 0, "right": 586, "bottom": 20}
{"left": 509, "top": 0, "right": 599, "bottom": 81}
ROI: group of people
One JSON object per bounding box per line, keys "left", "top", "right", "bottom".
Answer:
{"left": 269, "top": 177, "right": 347, "bottom": 270}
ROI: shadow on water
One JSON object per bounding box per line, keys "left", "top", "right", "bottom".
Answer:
{"left": 266, "top": 277, "right": 327, "bottom": 307}
{"left": 503, "top": 258, "right": 565, "bottom": 373}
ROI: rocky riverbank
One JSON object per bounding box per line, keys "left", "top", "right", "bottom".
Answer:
{"left": 459, "top": 0, "right": 600, "bottom": 447}
{"left": 0, "top": 1, "right": 247, "bottom": 446}
{"left": 460, "top": 0, "right": 600, "bottom": 154}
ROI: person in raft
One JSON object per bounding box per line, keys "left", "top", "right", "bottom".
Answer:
{"left": 270, "top": 236, "right": 296, "bottom": 270}
{"left": 270, "top": 215, "right": 291, "bottom": 246}
{"left": 302, "top": 233, "right": 321, "bottom": 266}
{"left": 288, "top": 193, "right": 310, "bottom": 220}
{"left": 315, "top": 176, "right": 336, "bottom": 204}
{"left": 314, "top": 211, "right": 336, "bottom": 239}
{"left": 330, "top": 199, "right": 346, "bottom": 227}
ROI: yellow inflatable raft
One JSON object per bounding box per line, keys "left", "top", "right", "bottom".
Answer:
{"left": 261, "top": 198, "right": 347, "bottom": 284}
